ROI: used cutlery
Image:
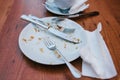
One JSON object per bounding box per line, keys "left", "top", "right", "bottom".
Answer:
{"left": 56, "top": 11, "right": 99, "bottom": 18}
{"left": 43, "top": 38, "right": 81, "bottom": 78}
{"left": 28, "top": 14, "right": 75, "bottom": 33}
{"left": 21, "top": 15, "right": 79, "bottom": 43}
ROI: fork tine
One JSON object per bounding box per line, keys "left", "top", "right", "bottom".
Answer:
{"left": 48, "top": 39, "right": 54, "bottom": 45}
{"left": 44, "top": 38, "right": 54, "bottom": 48}
{"left": 44, "top": 38, "right": 49, "bottom": 47}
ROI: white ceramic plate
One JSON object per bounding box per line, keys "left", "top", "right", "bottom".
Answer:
{"left": 45, "top": 2, "right": 71, "bottom": 15}
{"left": 19, "top": 17, "right": 86, "bottom": 65}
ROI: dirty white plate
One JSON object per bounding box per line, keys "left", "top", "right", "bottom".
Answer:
{"left": 18, "top": 17, "right": 86, "bottom": 65}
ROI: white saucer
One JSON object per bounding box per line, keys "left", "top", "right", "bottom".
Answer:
{"left": 18, "top": 17, "right": 86, "bottom": 65}
{"left": 45, "top": 2, "right": 72, "bottom": 15}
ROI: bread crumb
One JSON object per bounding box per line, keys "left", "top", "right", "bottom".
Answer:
{"left": 40, "top": 48, "right": 44, "bottom": 53}
{"left": 38, "top": 37, "right": 42, "bottom": 40}
{"left": 64, "top": 43, "right": 67, "bottom": 48}
{"left": 54, "top": 50, "right": 61, "bottom": 58}
{"left": 46, "top": 23, "right": 51, "bottom": 28}
{"left": 34, "top": 28, "right": 39, "bottom": 32}
{"left": 73, "top": 38, "right": 80, "bottom": 43}
{"left": 28, "top": 36, "right": 34, "bottom": 41}
{"left": 22, "top": 38, "right": 27, "bottom": 43}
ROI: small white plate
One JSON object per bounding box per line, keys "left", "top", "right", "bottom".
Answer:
{"left": 19, "top": 17, "right": 86, "bottom": 65}
{"left": 45, "top": 2, "right": 71, "bottom": 15}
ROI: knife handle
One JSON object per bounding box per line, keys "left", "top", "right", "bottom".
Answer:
{"left": 67, "top": 11, "right": 99, "bottom": 18}
{"left": 21, "top": 15, "right": 48, "bottom": 29}
{"left": 79, "top": 11, "right": 99, "bottom": 17}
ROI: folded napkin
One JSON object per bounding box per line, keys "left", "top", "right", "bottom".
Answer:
{"left": 80, "top": 23, "right": 117, "bottom": 79}
{"left": 68, "top": 0, "right": 89, "bottom": 14}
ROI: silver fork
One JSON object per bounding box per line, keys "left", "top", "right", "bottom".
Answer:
{"left": 43, "top": 38, "right": 81, "bottom": 78}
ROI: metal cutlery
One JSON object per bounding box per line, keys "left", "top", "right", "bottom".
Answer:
{"left": 21, "top": 15, "right": 79, "bottom": 43}
{"left": 28, "top": 15, "right": 75, "bottom": 33}
{"left": 57, "top": 11, "right": 99, "bottom": 18}
{"left": 43, "top": 38, "right": 81, "bottom": 78}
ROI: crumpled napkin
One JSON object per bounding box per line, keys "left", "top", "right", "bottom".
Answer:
{"left": 68, "top": 0, "right": 89, "bottom": 14}
{"left": 80, "top": 23, "right": 117, "bottom": 79}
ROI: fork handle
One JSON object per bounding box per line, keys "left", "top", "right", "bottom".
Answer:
{"left": 56, "top": 49, "right": 81, "bottom": 78}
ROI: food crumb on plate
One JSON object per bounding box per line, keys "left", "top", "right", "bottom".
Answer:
{"left": 22, "top": 38, "right": 27, "bottom": 43}
{"left": 40, "top": 48, "right": 44, "bottom": 53}
{"left": 38, "top": 37, "right": 42, "bottom": 40}
{"left": 54, "top": 50, "right": 61, "bottom": 58}
{"left": 64, "top": 43, "right": 67, "bottom": 48}
{"left": 34, "top": 28, "right": 40, "bottom": 32}
{"left": 28, "top": 35, "right": 34, "bottom": 41}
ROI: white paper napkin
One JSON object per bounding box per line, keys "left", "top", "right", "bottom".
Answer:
{"left": 80, "top": 23, "right": 117, "bottom": 79}
{"left": 68, "top": 0, "right": 89, "bottom": 14}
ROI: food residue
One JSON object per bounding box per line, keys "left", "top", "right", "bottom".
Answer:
{"left": 56, "top": 25, "right": 64, "bottom": 31}
{"left": 22, "top": 38, "right": 27, "bottom": 43}
{"left": 64, "top": 43, "right": 67, "bottom": 48}
{"left": 36, "top": 37, "right": 42, "bottom": 44}
{"left": 28, "top": 36, "right": 34, "bottom": 41}
{"left": 46, "top": 22, "right": 51, "bottom": 28}
{"left": 22, "top": 35, "right": 35, "bottom": 43}
{"left": 54, "top": 50, "right": 61, "bottom": 58}
{"left": 34, "top": 28, "right": 39, "bottom": 32}
{"left": 73, "top": 38, "right": 80, "bottom": 43}
{"left": 40, "top": 48, "right": 44, "bottom": 53}
{"left": 38, "top": 37, "right": 42, "bottom": 41}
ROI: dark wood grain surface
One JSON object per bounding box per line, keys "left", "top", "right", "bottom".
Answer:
{"left": 0, "top": 0, "right": 120, "bottom": 80}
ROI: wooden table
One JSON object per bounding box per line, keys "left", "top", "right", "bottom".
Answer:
{"left": 0, "top": 0, "right": 120, "bottom": 80}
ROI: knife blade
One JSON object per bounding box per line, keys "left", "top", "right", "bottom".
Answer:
{"left": 21, "top": 15, "right": 79, "bottom": 43}
{"left": 28, "top": 14, "right": 76, "bottom": 33}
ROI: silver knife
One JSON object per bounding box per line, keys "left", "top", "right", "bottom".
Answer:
{"left": 59, "top": 11, "right": 99, "bottom": 18}
{"left": 28, "top": 15, "right": 76, "bottom": 33}
{"left": 21, "top": 15, "right": 79, "bottom": 43}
